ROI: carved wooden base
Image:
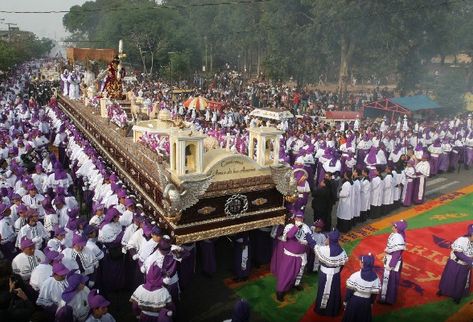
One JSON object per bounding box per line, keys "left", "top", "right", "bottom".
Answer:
{"left": 58, "top": 96, "right": 286, "bottom": 243}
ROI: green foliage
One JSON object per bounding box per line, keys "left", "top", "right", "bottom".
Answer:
{"left": 0, "top": 32, "right": 54, "bottom": 71}
{"left": 62, "top": 0, "right": 473, "bottom": 95}
{"left": 434, "top": 68, "right": 468, "bottom": 111}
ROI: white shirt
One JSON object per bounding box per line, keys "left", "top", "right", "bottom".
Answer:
{"left": 12, "top": 250, "right": 46, "bottom": 281}
{"left": 29, "top": 263, "right": 52, "bottom": 291}
{"left": 59, "top": 287, "right": 90, "bottom": 322}
{"left": 370, "top": 176, "right": 383, "bottom": 207}
{"left": 336, "top": 181, "right": 352, "bottom": 220}
{"left": 16, "top": 222, "right": 49, "bottom": 249}
{"left": 36, "top": 276, "right": 67, "bottom": 308}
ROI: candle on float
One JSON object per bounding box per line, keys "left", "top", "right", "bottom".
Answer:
{"left": 119, "top": 40, "right": 123, "bottom": 53}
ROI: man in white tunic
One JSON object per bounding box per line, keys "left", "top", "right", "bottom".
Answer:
{"left": 370, "top": 167, "right": 384, "bottom": 219}
{"left": 29, "top": 249, "right": 63, "bottom": 292}
{"left": 12, "top": 237, "right": 45, "bottom": 281}
{"left": 336, "top": 171, "right": 352, "bottom": 233}
{"left": 36, "top": 262, "right": 70, "bottom": 317}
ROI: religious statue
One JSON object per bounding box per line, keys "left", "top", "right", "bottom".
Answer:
{"left": 103, "top": 56, "right": 125, "bottom": 100}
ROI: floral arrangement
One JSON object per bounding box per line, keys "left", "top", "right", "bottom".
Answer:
{"left": 90, "top": 96, "right": 101, "bottom": 110}
{"left": 139, "top": 132, "right": 170, "bottom": 157}
{"left": 107, "top": 102, "right": 128, "bottom": 128}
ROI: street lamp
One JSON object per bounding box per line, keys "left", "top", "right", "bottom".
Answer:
{"left": 168, "top": 51, "right": 176, "bottom": 85}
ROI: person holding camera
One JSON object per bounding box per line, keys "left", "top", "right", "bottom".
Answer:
{"left": 0, "top": 260, "right": 35, "bottom": 322}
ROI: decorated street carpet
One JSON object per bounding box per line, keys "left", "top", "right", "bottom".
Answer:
{"left": 226, "top": 185, "right": 473, "bottom": 322}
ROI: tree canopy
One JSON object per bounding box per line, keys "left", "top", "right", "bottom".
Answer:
{"left": 62, "top": 0, "right": 473, "bottom": 94}
{"left": 0, "top": 31, "right": 53, "bottom": 71}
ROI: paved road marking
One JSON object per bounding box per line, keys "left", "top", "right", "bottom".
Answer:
{"left": 426, "top": 177, "right": 447, "bottom": 187}
{"left": 426, "top": 181, "right": 460, "bottom": 196}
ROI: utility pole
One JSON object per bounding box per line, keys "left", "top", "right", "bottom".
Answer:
{"left": 1, "top": 21, "right": 18, "bottom": 42}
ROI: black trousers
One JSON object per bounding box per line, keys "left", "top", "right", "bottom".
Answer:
{"left": 337, "top": 218, "right": 352, "bottom": 233}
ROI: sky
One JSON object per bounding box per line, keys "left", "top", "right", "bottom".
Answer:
{"left": 0, "top": 0, "right": 88, "bottom": 40}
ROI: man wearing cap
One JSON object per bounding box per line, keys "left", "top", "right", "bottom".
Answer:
{"left": 342, "top": 254, "right": 380, "bottom": 322}
{"left": 438, "top": 224, "right": 473, "bottom": 304}
{"left": 380, "top": 220, "right": 407, "bottom": 305}
{"left": 306, "top": 229, "right": 348, "bottom": 316}
{"left": 85, "top": 289, "right": 116, "bottom": 322}
{"left": 58, "top": 272, "right": 91, "bottom": 322}
{"left": 30, "top": 249, "right": 63, "bottom": 292}
{"left": 36, "top": 262, "right": 70, "bottom": 316}
{"left": 0, "top": 203, "right": 16, "bottom": 260}
{"left": 16, "top": 209, "right": 48, "bottom": 249}
{"left": 275, "top": 210, "right": 312, "bottom": 301}
{"left": 12, "top": 237, "right": 46, "bottom": 281}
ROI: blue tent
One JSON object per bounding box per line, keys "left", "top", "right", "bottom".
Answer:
{"left": 389, "top": 95, "right": 440, "bottom": 112}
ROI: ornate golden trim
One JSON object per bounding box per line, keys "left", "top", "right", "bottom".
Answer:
{"left": 175, "top": 215, "right": 286, "bottom": 244}
{"left": 177, "top": 206, "right": 286, "bottom": 229}
{"left": 203, "top": 184, "right": 275, "bottom": 198}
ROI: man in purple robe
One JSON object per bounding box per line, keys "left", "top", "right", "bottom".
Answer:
{"left": 364, "top": 146, "right": 378, "bottom": 180}
{"left": 342, "top": 253, "right": 380, "bottom": 322}
{"left": 438, "top": 224, "right": 473, "bottom": 303}
{"left": 428, "top": 138, "right": 442, "bottom": 176}
{"left": 275, "top": 210, "right": 311, "bottom": 301}
{"left": 306, "top": 229, "right": 348, "bottom": 316}
{"left": 379, "top": 220, "right": 407, "bottom": 305}
{"left": 292, "top": 163, "right": 310, "bottom": 213}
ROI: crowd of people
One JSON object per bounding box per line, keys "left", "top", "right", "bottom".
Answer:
{"left": 0, "top": 58, "right": 471, "bottom": 322}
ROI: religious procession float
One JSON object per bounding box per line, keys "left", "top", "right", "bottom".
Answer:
{"left": 57, "top": 42, "right": 298, "bottom": 244}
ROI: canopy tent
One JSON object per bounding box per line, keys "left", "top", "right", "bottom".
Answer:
{"left": 390, "top": 95, "right": 441, "bottom": 112}
{"left": 362, "top": 95, "right": 441, "bottom": 122}
{"left": 249, "top": 108, "right": 294, "bottom": 121}
{"left": 361, "top": 98, "right": 411, "bottom": 122}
